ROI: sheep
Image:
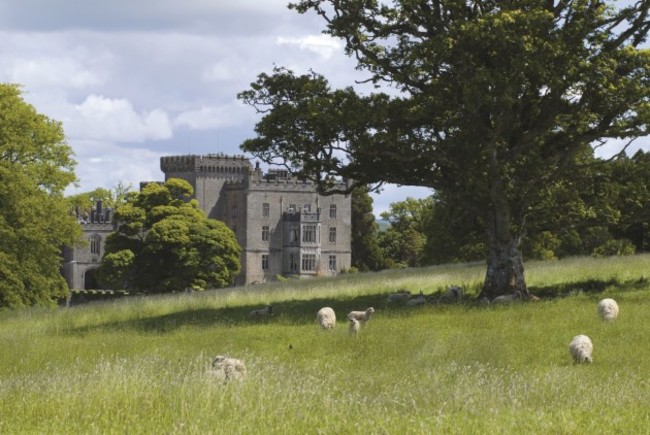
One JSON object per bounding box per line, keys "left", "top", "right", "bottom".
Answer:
{"left": 387, "top": 290, "right": 411, "bottom": 303}
{"left": 446, "top": 285, "right": 464, "bottom": 301}
{"left": 347, "top": 307, "right": 375, "bottom": 325}
{"left": 248, "top": 304, "right": 273, "bottom": 318}
{"left": 568, "top": 335, "right": 593, "bottom": 364}
{"left": 209, "top": 355, "right": 247, "bottom": 382}
{"left": 491, "top": 291, "right": 522, "bottom": 304}
{"left": 598, "top": 298, "right": 619, "bottom": 321}
{"left": 405, "top": 293, "right": 426, "bottom": 307}
{"left": 316, "top": 307, "right": 336, "bottom": 330}
{"left": 348, "top": 318, "right": 361, "bottom": 336}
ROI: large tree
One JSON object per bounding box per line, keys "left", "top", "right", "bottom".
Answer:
{"left": 239, "top": 1, "right": 650, "bottom": 298}
{"left": 99, "top": 178, "right": 241, "bottom": 293}
{"left": 0, "top": 84, "right": 81, "bottom": 308}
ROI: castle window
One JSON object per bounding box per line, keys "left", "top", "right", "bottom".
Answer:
{"left": 231, "top": 202, "right": 238, "bottom": 217}
{"left": 262, "top": 203, "right": 270, "bottom": 218}
{"left": 262, "top": 254, "right": 269, "bottom": 271}
{"left": 329, "top": 227, "right": 337, "bottom": 243}
{"left": 288, "top": 204, "right": 296, "bottom": 213}
{"left": 301, "top": 254, "right": 316, "bottom": 271}
{"left": 302, "top": 225, "right": 317, "bottom": 243}
{"left": 262, "top": 225, "right": 269, "bottom": 241}
{"left": 290, "top": 226, "right": 300, "bottom": 243}
{"left": 89, "top": 235, "right": 101, "bottom": 255}
{"left": 290, "top": 254, "right": 298, "bottom": 272}
{"left": 329, "top": 204, "right": 337, "bottom": 219}
{"left": 328, "top": 255, "right": 337, "bottom": 271}
{"left": 303, "top": 204, "right": 311, "bottom": 213}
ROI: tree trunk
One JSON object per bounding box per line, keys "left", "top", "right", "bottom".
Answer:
{"left": 480, "top": 218, "right": 528, "bottom": 300}
{"left": 479, "top": 152, "right": 528, "bottom": 300}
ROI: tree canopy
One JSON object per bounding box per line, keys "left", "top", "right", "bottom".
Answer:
{"left": 99, "top": 178, "right": 242, "bottom": 293}
{"left": 239, "top": 0, "right": 650, "bottom": 298}
{"left": 0, "top": 84, "right": 80, "bottom": 308}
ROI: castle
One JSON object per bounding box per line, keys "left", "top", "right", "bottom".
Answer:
{"left": 62, "top": 153, "right": 352, "bottom": 290}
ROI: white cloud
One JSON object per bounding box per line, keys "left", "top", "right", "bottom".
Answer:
{"left": 70, "top": 94, "right": 173, "bottom": 142}
{"left": 67, "top": 141, "right": 164, "bottom": 196}
{"left": 276, "top": 34, "right": 344, "bottom": 60}
{"left": 173, "top": 102, "right": 249, "bottom": 130}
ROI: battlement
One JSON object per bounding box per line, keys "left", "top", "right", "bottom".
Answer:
{"left": 160, "top": 154, "right": 252, "bottom": 174}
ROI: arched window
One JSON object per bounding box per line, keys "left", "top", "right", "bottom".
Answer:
{"left": 89, "top": 234, "right": 101, "bottom": 255}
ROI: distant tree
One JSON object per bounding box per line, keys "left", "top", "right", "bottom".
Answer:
{"left": 0, "top": 84, "right": 81, "bottom": 308}
{"left": 378, "top": 197, "right": 432, "bottom": 267}
{"left": 608, "top": 150, "right": 650, "bottom": 252}
{"left": 240, "top": 1, "right": 650, "bottom": 299}
{"left": 99, "top": 178, "right": 241, "bottom": 293}
{"left": 351, "top": 186, "right": 385, "bottom": 271}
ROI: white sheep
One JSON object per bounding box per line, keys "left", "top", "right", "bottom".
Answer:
{"left": 387, "top": 290, "right": 411, "bottom": 303}
{"left": 347, "top": 307, "right": 375, "bottom": 324}
{"left": 568, "top": 335, "right": 593, "bottom": 364}
{"left": 348, "top": 318, "right": 361, "bottom": 336}
{"left": 248, "top": 305, "right": 273, "bottom": 318}
{"left": 316, "top": 307, "right": 336, "bottom": 330}
{"left": 598, "top": 298, "right": 619, "bottom": 321}
{"left": 491, "top": 291, "right": 522, "bottom": 304}
{"left": 405, "top": 293, "right": 426, "bottom": 307}
{"left": 209, "top": 355, "right": 247, "bottom": 382}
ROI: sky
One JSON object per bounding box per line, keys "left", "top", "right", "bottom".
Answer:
{"left": 1, "top": 1, "right": 647, "bottom": 217}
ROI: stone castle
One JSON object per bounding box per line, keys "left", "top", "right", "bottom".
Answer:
{"left": 62, "top": 153, "right": 352, "bottom": 290}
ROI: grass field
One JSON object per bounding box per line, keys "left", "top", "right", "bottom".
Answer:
{"left": 1, "top": 254, "right": 649, "bottom": 434}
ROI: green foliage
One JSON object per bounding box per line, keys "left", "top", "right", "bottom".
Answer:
{"left": 350, "top": 186, "right": 384, "bottom": 271}
{"left": 99, "top": 178, "right": 241, "bottom": 293}
{"left": 1, "top": 255, "right": 649, "bottom": 432}
{"left": 240, "top": 1, "right": 650, "bottom": 296}
{"left": 0, "top": 84, "right": 80, "bottom": 308}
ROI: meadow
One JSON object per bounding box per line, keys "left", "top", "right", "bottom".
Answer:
{"left": 1, "top": 254, "right": 649, "bottom": 434}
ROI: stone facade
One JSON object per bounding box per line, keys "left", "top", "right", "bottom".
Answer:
{"left": 160, "top": 154, "right": 352, "bottom": 285}
{"left": 63, "top": 153, "right": 352, "bottom": 290}
{"left": 62, "top": 202, "right": 115, "bottom": 291}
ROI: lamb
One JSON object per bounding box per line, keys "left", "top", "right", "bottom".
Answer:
{"left": 248, "top": 304, "right": 273, "bottom": 318}
{"left": 209, "top": 355, "right": 247, "bottom": 382}
{"left": 316, "top": 307, "right": 336, "bottom": 330}
{"left": 405, "top": 293, "right": 426, "bottom": 307}
{"left": 387, "top": 290, "right": 411, "bottom": 303}
{"left": 568, "top": 335, "right": 593, "bottom": 364}
{"left": 491, "top": 291, "right": 522, "bottom": 304}
{"left": 348, "top": 318, "right": 361, "bottom": 336}
{"left": 598, "top": 298, "right": 619, "bottom": 321}
{"left": 347, "top": 307, "right": 375, "bottom": 325}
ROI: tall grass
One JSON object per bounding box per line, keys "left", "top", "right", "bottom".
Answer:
{"left": 1, "top": 254, "right": 649, "bottom": 433}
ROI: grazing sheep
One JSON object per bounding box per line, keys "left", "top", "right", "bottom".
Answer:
{"left": 316, "top": 307, "right": 336, "bottom": 330}
{"left": 568, "top": 335, "right": 593, "bottom": 364}
{"left": 387, "top": 290, "right": 411, "bottom": 303}
{"left": 347, "top": 307, "right": 375, "bottom": 324}
{"left": 491, "top": 291, "right": 522, "bottom": 304}
{"left": 446, "top": 285, "right": 464, "bottom": 301}
{"left": 248, "top": 305, "right": 273, "bottom": 318}
{"left": 348, "top": 318, "right": 361, "bottom": 336}
{"left": 598, "top": 298, "right": 619, "bottom": 321}
{"left": 405, "top": 293, "right": 426, "bottom": 307}
{"left": 209, "top": 355, "right": 247, "bottom": 382}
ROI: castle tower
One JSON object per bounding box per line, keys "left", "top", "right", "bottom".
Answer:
{"left": 160, "top": 154, "right": 252, "bottom": 220}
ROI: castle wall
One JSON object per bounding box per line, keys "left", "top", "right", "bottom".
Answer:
{"left": 62, "top": 222, "right": 115, "bottom": 290}
{"left": 64, "top": 153, "right": 353, "bottom": 291}
{"left": 160, "top": 154, "right": 251, "bottom": 220}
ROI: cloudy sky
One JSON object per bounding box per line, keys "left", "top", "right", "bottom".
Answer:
{"left": 1, "top": 1, "right": 647, "bottom": 216}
